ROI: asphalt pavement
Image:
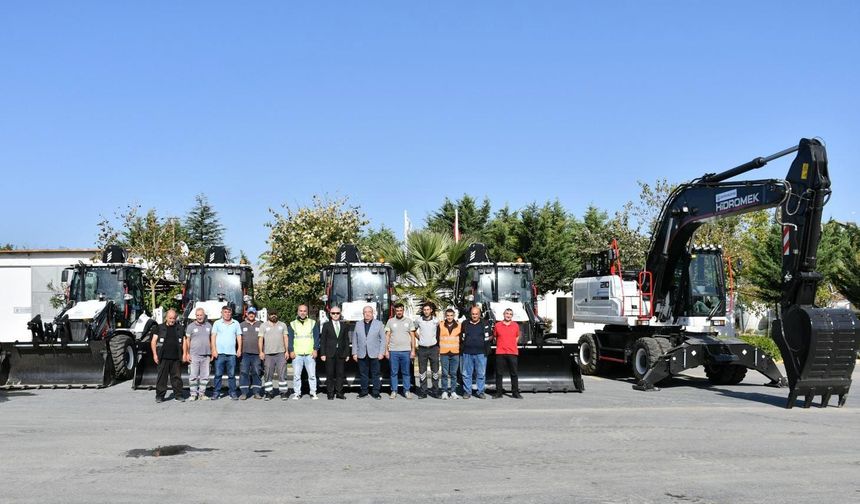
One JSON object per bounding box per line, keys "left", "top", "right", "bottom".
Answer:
{"left": 2, "top": 364, "right": 859, "bottom": 504}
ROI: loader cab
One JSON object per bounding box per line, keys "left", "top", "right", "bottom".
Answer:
{"left": 66, "top": 264, "right": 146, "bottom": 325}
{"left": 321, "top": 262, "right": 395, "bottom": 322}
{"left": 319, "top": 244, "right": 395, "bottom": 322}
{"left": 453, "top": 244, "right": 541, "bottom": 333}
{"left": 180, "top": 264, "right": 254, "bottom": 321}
{"left": 456, "top": 262, "right": 536, "bottom": 310}
{"left": 178, "top": 245, "right": 254, "bottom": 322}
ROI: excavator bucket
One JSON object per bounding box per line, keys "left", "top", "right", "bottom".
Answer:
{"left": 773, "top": 306, "right": 859, "bottom": 408}
{"left": 0, "top": 341, "right": 109, "bottom": 389}
{"left": 487, "top": 343, "right": 584, "bottom": 393}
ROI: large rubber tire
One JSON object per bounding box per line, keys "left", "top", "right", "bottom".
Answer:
{"left": 109, "top": 334, "right": 136, "bottom": 382}
{"left": 704, "top": 364, "right": 748, "bottom": 385}
{"left": 578, "top": 333, "right": 601, "bottom": 375}
{"left": 654, "top": 337, "right": 673, "bottom": 354}
{"left": 632, "top": 337, "right": 663, "bottom": 381}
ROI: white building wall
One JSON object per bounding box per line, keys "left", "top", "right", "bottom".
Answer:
{"left": 0, "top": 250, "right": 97, "bottom": 342}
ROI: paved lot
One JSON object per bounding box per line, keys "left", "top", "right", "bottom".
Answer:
{"left": 2, "top": 364, "right": 859, "bottom": 504}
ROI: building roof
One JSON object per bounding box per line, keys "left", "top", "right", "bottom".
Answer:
{"left": 0, "top": 248, "right": 99, "bottom": 255}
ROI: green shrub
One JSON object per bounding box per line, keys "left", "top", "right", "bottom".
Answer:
{"left": 739, "top": 333, "right": 782, "bottom": 362}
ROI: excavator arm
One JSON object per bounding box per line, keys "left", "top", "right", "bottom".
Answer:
{"left": 645, "top": 177, "right": 789, "bottom": 320}
{"left": 642, "top": 138, "right": 859, "bottom": 407}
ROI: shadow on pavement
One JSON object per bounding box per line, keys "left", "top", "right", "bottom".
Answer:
{"left": 594, "top": 369, "right": 796, "bottom": 408}
{"left": 0, "top": 390, "right": 37, "bottom": 403}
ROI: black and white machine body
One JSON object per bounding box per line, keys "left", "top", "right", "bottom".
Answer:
{"left": 132, "top": 245, "right": 254, "bottom": 389}
{"left": 1, "top": 245, "right": 152, "bottom": 388}
{"left": 453, "top": 243, "right": 585, "bottom": 393}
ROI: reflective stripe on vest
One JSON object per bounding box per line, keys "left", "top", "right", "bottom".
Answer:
{"left": 291, "top": 319, "right": 315, "bottom": 355}
{"left": 438, "top": 323, "right": 461, "bottom": 354}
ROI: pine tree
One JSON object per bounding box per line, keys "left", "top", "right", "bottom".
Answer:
{"left": 184, "top": 194, "right": 226, "bottom": 262}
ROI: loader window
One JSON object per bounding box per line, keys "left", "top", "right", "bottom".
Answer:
{"left": 204, "top": 270, "right": 243, "bottom": 309}
{"left": 187, "top": 269, "right": 243, "bottom": 309}
{"left": 473, "top": 270, "right": 495, "bottom": 305}
{"left": 497, "top": 268, "right": 533, "bottom": 305}
{"left": 329, "top": 271, "right": 349, "bottom": 308}
{"left": 71, "top": 269, "right": 124, "bottom": 305}
{"left": 351, "top": 268, "right": 389, "bottom": 313}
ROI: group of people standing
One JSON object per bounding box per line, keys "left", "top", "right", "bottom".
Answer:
{"left": 150, "top": 301, "right": 522, "bottom": 403}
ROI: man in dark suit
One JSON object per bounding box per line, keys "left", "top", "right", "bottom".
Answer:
{"left": 350, "top": 305, "right": 386, "bottom": 399}
{"left": 320, "top": 306, "right": 351, "bottom": 400}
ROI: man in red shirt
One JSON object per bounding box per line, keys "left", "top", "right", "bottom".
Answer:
{"left": 493, "top": 308, "right": 522, "bottom": 399}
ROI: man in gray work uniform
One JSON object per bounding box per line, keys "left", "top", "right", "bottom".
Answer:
{"left": 259, "top": 310, "right": 290, "bottom": 400}
{"left": 183, "top": 307, "right": 212, "bottom": 401}
{"left": 413, "top": 302, "right": 441, "bottom": 399}
{"left": 239, "top": 307, "right": 263, "bottom": 400}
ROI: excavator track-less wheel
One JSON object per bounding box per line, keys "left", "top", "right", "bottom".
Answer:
{"left": 704, "top": 364, "right": 747, "bottom": 385}
{"left": 578, "top": 333, "right": 600, "bottom": 375}
{"left": 632, "top": 337, "right": 663, "bottom": 382}
{"left": 109, "top": 334, "right": 136, "bottom": 383}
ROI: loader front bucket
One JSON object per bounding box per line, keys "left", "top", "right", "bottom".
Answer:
{"left": 0, "top": 341, "right": 109, "bottom": 389}
{"left": 487, "top": 343, "right": 584, "bottom": 393}
{"left": 132, "top": 349, "right": 159, "bottom": 389}
{"left": 773, "top": 306, "right": 859, "bottom": 408}
{"left": 132, "top": 346, "right": 189, "bottom": 390}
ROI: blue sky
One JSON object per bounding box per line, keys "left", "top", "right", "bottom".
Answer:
{"left": 2, "top": 1, "right": 858, "bottom": 263}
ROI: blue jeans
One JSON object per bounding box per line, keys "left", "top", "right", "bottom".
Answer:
{"left": 461, "top": 353, "right": 486, "bottom": 396}
{"left": 239, "top": 353, "right": 262, "bottom": 396}
{"left": 357, "top": 356, "right": 381, "bottom": 395}
{"left": 292, "top": 354, "right": 317, "bottom": 396}
{"left": 389, "top": 351, "right": 411, "bottom": 394}
{"left": 213, "top": 354, "right": 238, "bottom": 398}
{"left": 440, "top": 354, "right": 460, "bottom": 394}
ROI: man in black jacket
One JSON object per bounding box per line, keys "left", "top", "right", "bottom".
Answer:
{"left": 150, "top": 309, "right": 185, "bottom": 403}
{"left": 320, "top": 306, "right": 351, "bottom": 400}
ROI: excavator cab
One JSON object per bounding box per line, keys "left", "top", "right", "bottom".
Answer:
{"left": 454, "top": 243, "right": 584, "bottom": 393}
{"left": 670, "top": 246, "right": 732, "bottom": 336}
{"left": 1, "top": 246, "right": 150, "bottom": 388}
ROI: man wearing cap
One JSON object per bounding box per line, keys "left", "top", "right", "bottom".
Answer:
{"left": 288, "top": 304, "right": 320, "bottom": 400}
{"left": 183, "top": 307, "right": 212, "bottom": 401}
{"left": 211, "top": 306, "right": 242, "bottom": 400}
{"left": 320, "top": 305, "right": 351, "bottom": 400}
{"left": 238, "top": 307, "right": 263, "bottom": 400}
{"left": 259, "top": 310, "right": 290, "bottom": 400}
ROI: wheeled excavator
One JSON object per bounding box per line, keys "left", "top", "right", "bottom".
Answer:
{"left": 572, "top": 138, "right": 858, "bottom": 408}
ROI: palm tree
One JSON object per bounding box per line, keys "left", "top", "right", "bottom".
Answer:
{"left": 382, "top": 230, "right": 473, "bottom": 308}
